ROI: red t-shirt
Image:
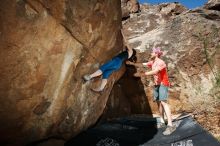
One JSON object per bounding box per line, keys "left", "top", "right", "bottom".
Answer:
{"left": 145, "top": 58, "right": 170, "bottom": 86}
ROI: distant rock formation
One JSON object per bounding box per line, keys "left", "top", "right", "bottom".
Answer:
{"left": 121, "top": 0, "right": 140, "bottom": 18}
{"left": 204, "top": 0, "right": 220, "bottom": 10}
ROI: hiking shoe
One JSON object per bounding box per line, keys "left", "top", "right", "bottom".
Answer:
{"left": 83, "top": 75, "right": 91, "bottom": 81}
{"left": 163, "top": 125, "right": 176, "bottom": 135}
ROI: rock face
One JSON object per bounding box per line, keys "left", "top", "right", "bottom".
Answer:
{"left": 104, "top": 2, "right": 220, "bottom": 135}
{"left": 0, "top": 0, "right": 123, "bottom": 145}
{"left": 121, "top": 0, "right": 140, "bottom": 18}
{"left": 205, "top": 0, "right": 220, "bottom": 10}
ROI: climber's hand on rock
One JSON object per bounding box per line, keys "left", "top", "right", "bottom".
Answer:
{"left": 134, "top": 72, "right": 142, "bottom": 77}
{"left": 126, "top": 60, "right": 134, "bottom": 65}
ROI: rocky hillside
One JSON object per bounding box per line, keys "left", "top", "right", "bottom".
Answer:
{"left": 0, "top": 0, "right": 124, "bottom": 145}
{"left": 104, "top": 0, "right": 220, "bottom": 138}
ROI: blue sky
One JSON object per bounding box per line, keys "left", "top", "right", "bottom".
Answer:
{"left": 139, "top": 0, "right": 208, "bottom": 9}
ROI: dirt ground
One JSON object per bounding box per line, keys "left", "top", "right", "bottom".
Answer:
{"left": 195, "top": 109, "right": 220, "bottom": 141}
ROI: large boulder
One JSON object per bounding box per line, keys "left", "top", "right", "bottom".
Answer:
{"left": 0, "top": 0, "right": 123, "bottom": 145}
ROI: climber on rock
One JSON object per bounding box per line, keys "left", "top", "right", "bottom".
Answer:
{"left": 83, "top": 30, "right": 136, "bottom": 92}
{"left": 126, "top": 47, "right": 176, "bottom": 135}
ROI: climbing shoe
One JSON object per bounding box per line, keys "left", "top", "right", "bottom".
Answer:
{"left": 91, "top": 88, "right": 103, "bottom": 93}
{"left": 83, "top": 75, "right": 91, "bottom": 81}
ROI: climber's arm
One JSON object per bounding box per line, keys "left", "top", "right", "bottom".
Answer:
{"left": 126, "top": 61, "right": 145, "bottom": 68}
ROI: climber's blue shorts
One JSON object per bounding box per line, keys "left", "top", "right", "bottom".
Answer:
{"left": 153, "top": 84, "right": 169, "bottom": 101}
{"left": 99, "top": 57, "right": 123, "bottom": 79}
